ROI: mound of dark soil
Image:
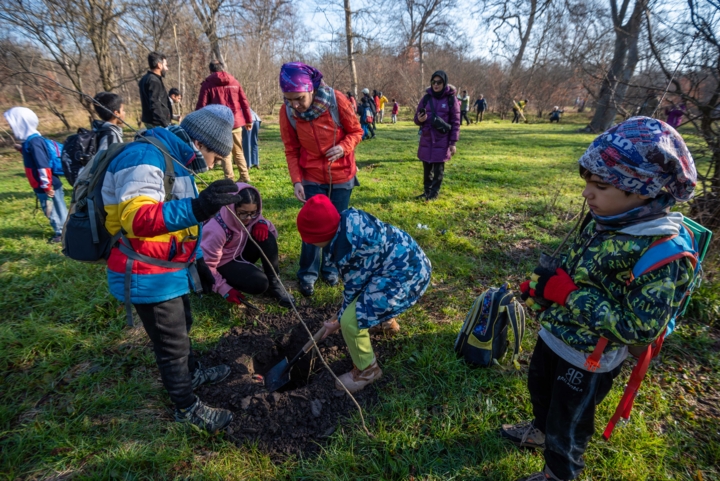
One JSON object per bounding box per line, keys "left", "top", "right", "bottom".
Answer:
{"left": 197, "top": 305, "right": 397, "bottom": 458}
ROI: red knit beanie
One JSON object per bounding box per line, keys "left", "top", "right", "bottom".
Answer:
{"left": 296, "top": 195, "right": 341, "bottom": 244}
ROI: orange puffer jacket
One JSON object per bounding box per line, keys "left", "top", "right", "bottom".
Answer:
{"left": 279, "top": 89, "right": 363, "bottom": 185}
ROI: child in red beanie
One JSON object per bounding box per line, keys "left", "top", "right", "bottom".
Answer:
{"left": 297, "top": 195, "right": 432, "bottom": 392}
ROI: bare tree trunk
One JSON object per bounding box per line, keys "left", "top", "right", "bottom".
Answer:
{"left": 15, "top": 85, "right": 26, "bottom": 104}
{"left": 344, "top": 0, "right": 358, "bottom": 95}
{"left": 419, "top": 31, "right": 424, "bottom": 92}
{"left": 586, "top": 0, "right": 647, "bottom": 132}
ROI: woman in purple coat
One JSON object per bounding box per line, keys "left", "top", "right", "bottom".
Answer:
{"left": 414, "top": 70, "right": 460, "bottom": 200}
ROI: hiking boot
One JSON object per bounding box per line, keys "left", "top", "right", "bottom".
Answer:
{"left": 415, "top": 193, "right": 428, "bottom": 200}
{"left": 516, "top": 465, "right": 564, "bottom": 481}
{"left": 268, "top": 279, "right": 294, "bottom": 308}
{"left": 368, "top": 318, "right": 400, "bottom": 336}
{"left": 323, "top": 276, "right": 339, "bottom": 287}
{"left": 299, "top": 283, "right": 314, "bottom": 297}
{"left": 500, "top": 420, "right": 545, "bottom": 449}
{"left": 191, "top": 362, "right": 231, "bottom": 389}
{"left": 335, "top": 359, "right": 383, "bottom": 393}
{"left": 174, "top": 398, "right": 233, "bottom": 433}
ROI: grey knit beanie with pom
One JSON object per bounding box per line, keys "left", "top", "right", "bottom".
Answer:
{"left": 180, "top": 105, "right": 234, "bottom": 157}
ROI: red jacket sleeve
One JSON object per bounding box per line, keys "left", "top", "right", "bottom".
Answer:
{"left": 236, "top": 84, "right": 253, "bottom": 126}
{"left": 335, "top": 92, "right": 363, "bottom": 156}
{"left": 279, "top": 107, "right": 303, "bottom": 184}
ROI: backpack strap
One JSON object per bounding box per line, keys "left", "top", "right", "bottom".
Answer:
{"left": 118, "top": 232, "right": 200, "bottom": 326}
{"left": 630, "top": 225, "right": 698, "bottom": 282}
{"left": 214, "top": 212, "right": 233, "bottom": 243}
{"left": 504, "top": 293, "right": 526, "bottom": 370}
{"left": 138, "top": 136, "right": 176, "bottom": 202}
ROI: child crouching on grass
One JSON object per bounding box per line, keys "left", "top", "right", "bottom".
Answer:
{"left": 501, "top": 117, "right": 697, "bottom": 481}
{"left": 296, "top": 195, "right": 432, "bottom": 393}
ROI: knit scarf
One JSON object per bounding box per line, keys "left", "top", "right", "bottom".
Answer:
{"left": 285, "top": 82, "right": 334, "bottom": 122}
{"left": 592, "top": 192, "right": 676, "bottom": 232}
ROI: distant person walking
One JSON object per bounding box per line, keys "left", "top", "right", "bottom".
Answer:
{"left": 665, "top": 103, "right": 686, "bottom": 128}
{"left": 414, "top": 70, "right": 460, "bottom": 201}
{"left": 196, "top": 60, "right": 254, "bottom": 183}
{"left": 278, "top": 62, "right": 363, "bottom": 297}
{"left": 169, "top": 88, "right": 183, "bottom": 123}
{"left": 377, "top": 92, "right": 389, "bottom": 123}
{"left": 392, "top": 99, "right": 399, "bottom": 123}
{"left": 4, "top": 107, "right": 68, "bottom": 243}
{"left": 242, "top": 109, "right": 261, "bottom": 169}
{"left": 360, "top": 89, "right": 376, "bottom": 139}
{"left": 347, "top": 92, "right": 357, "bottom": 114}
{"left": 474, "top": 95, "right": 488, "bottom": 123}
{"left": 458, "top": 90, "right": 471, "bottom": 126}
{"left": 512, "top": 99, "right": 527, "bottom": 124}
{"left": 139, "top": 52, "right": 173, "bottom": 129}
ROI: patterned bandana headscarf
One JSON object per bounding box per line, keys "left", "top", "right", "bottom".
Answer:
{"left": 279, "top": 62, "right": 334, "bottom": 122}
{"left": 579, "top": 116, "right": 697, "bottom": 202}
{"left": 279, "top": 62, "right": 322, "bottom": 92}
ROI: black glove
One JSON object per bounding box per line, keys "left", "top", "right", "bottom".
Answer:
{"left": 191, "top": 179, "right": 242, "bottom": 222}
{"left": 195, "top": 257, "right": 215, "bottom": 294}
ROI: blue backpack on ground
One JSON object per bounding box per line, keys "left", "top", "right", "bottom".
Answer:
{"left": 24, "top": 133, "right": 64, "bottom": 176}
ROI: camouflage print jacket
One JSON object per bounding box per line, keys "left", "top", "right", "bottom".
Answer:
{"left": 539, "top": 212, "right": 694, "bottom": 354}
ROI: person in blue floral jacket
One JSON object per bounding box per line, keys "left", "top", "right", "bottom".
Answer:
{"left": 296, "top": 195, "right": 432, "bottom": 393}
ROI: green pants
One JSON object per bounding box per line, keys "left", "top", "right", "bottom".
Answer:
{"left": 340, "top": 299, "right": 375, "bottom": 370}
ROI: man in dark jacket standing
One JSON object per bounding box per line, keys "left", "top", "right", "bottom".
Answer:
{"left": 139, "top": 52, "right": 172, "bottom": 129}
{"left": 196, "top": 60, "right": 253, "bottom": 183}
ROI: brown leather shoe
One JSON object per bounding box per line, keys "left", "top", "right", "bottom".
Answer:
{"left": 368, "top": 318, "right": 400, "bottom": 336}
{"left": 335, "top": 360, "right": 383, "bottom": 393}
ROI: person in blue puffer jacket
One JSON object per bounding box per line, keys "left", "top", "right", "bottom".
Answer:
{"left": 296, "top": 195, "right": 432, "bottom": 393}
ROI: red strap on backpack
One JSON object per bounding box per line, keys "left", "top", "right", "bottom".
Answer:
{"left": 602, "top": 331, "right": 666, "bottom": 440}
{"left": 584, "top": 337, "right": 608, "bottom": 372}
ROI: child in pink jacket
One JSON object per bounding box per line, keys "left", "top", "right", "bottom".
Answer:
{"left": 200, "top": 183, "right": 293, "bottom": 307}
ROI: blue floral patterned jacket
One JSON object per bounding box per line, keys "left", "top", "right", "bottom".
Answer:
{"left": 326, "top": 208, "right": 432, "bottom": 329}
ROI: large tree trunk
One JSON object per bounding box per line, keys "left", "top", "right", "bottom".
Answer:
{"left": 587, "top": 0, "right": 647, "bottom": 132}
{"left": 344, "top": 0, "right": 358, "bottom": 96}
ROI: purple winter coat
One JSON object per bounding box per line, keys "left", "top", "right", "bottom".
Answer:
{"left": 414, "top": 86, "right": 460, "bottom": 163}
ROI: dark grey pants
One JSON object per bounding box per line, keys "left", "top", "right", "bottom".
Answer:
{"left": 529, "top": 338, "right": 624, "bottom": 480}
{"left": 423, "top": 161, "right": 445, "bottom": 198}
{"left": 134, "top": 295, "right": 197, "bottom": 409}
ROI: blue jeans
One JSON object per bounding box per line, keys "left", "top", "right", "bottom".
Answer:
{"left": 297, "top": 184, "right": 353, "bottom": 285}
{"left": 37, "top": 186, "right": 68, "bottom": 236}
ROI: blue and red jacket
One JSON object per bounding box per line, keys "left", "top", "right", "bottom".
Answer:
{"left": 21, "top": 135, "right": 62, "bottom": 194}
{"left": 101, "top": 127, "right": 203, "bottom": 304}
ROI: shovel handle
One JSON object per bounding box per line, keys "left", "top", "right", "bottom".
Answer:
{"left": 301, "top": 326, "right": 327, "bottom": 354}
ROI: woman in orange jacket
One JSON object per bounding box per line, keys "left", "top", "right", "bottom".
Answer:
{"left": 279, "top": 62, "right": 364, "bottom": 297}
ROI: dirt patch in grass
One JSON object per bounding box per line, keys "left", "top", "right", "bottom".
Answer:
{"left": 197, "top": 305, "right": 397, "bottom": 459}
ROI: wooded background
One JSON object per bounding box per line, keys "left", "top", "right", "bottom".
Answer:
{"left": 1, "top": 0, "right": 719, "bottom": 225}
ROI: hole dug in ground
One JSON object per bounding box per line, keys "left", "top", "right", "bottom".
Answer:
{"left": 196, "top": 305, "right": 397, "bottom": 458}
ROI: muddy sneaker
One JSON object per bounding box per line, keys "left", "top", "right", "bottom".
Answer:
{"left": 500, "top": 420, "right": 545, "bottom": 449}
{"left": 174, "top": 398, "right": 233, "bottom": 433}
{"left": 368, "top": 318, "right": 400, "bottom": 336}
{"left": 191, "top": 362, "right": 231, "bottom": 389}
{"left": 335, "top": 359, "right": 383, "bottom": 393}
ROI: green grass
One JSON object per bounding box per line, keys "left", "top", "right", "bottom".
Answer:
{"left": 1, "top": 114, "right": 718, "bottom": 480}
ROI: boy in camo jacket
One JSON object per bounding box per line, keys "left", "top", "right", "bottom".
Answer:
{"left": 500, "top": 117, "right": 698, "bottom": 481}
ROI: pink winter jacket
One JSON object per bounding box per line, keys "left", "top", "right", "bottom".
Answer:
{"left": 199, "top": 183, "right": 278, "bottom": 296}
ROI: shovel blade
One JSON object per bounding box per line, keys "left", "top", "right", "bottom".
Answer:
{"left": 264, "top": 357, "right": 291, "bottom": 392}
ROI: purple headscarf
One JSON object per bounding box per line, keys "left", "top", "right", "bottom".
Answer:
{"left": 279, "top": 62, "right": 324, "bottom": 93}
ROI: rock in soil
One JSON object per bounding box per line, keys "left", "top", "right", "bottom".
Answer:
{"left": 195, "top": 305, "right": 396, "bottom": 459}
